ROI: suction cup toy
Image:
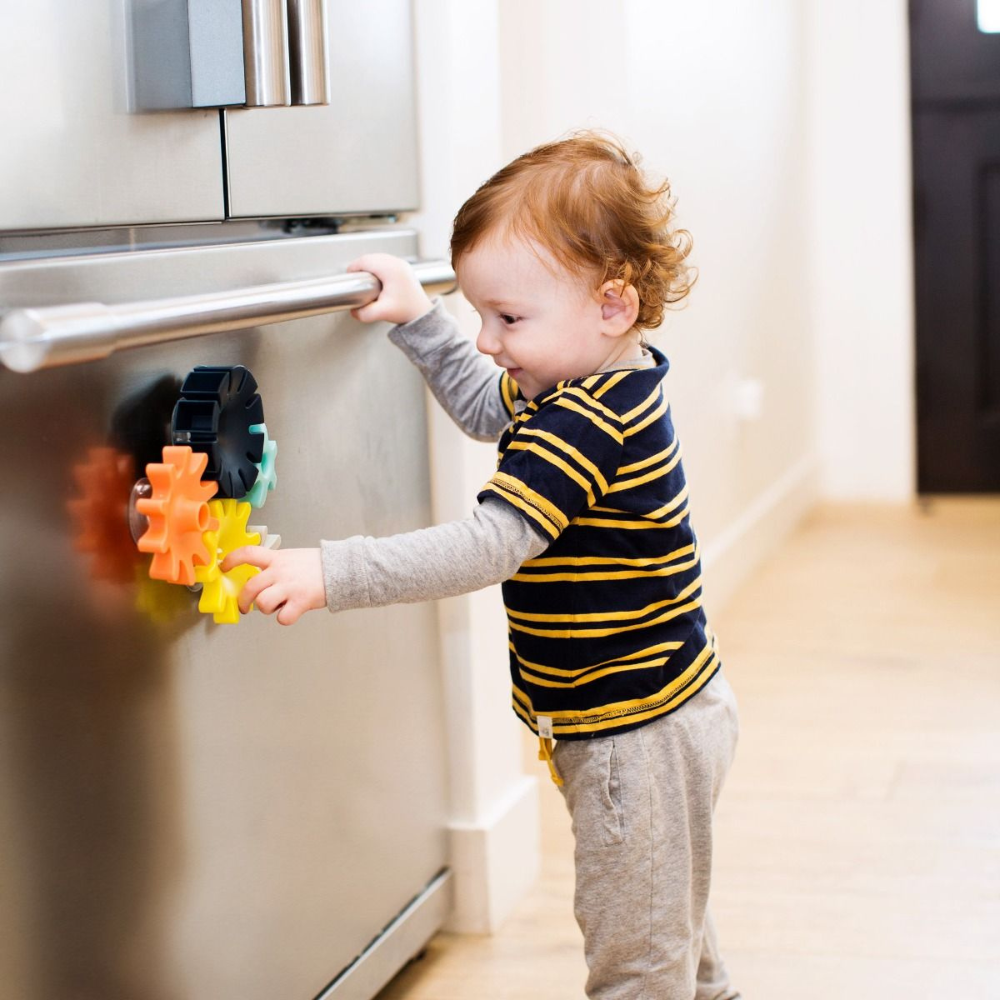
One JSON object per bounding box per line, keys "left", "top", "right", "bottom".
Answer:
{"left": 195, "top": 499, "right": 262, "bottom": 624}
{"left": 136, "top": 445, "right": 218, "bottom": 586}
{"left": 171, "top": 365, "right": 265, "bottom": 499}
{"left": 245, "top": 422, "right": 277, "bottom": 508}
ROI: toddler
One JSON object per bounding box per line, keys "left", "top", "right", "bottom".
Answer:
{"left": 225, "top": 132, "right": 741, "bottom": 1000}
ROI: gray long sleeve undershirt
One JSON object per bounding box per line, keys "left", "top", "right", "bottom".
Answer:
{"left": 321, "top": 498, "right": 547, "bottom": 612}
{"left": 386, "top": 298, "right": 510, "bottom": 441}
{"left": 321, "top": 300, "right": 547, "bottom": 612}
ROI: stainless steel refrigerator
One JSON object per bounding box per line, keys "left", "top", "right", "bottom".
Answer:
{"left": 0, "top": 3, "right": 453, "bottom": 998}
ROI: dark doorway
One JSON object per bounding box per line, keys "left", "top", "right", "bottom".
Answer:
{"left": 911, "top": 0, "right": 1000, "bottom": 492}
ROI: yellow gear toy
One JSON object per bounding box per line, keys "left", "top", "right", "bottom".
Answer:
{"left": 195, "top": 499, "right": 261, "bottom": 624}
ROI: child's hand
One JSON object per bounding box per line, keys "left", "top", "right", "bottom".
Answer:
{"left": 346, "top": 253, "right": 434, "bottom": 326}
{"left": 221, "top": 547, "right": 326, "bottom": 626}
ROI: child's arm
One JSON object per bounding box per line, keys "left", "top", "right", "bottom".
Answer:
{"left": 348, "top": 253, "right": 510, "bottom": 441}
{"left": 222, "top": 499, "right": 547, "bottom": 626}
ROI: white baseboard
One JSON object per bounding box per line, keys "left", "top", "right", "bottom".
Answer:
{"left": 445, "top": 775, "right": 540, "bottom": 934}
{"left": 700, "top": 452, "right": 820, "bottom": 614}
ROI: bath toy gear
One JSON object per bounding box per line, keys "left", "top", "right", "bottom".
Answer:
{"left": 245, "top": 422, "right": 277, "bottom": 508}
{"left": 171, "top": 365, "right": 265, "bottom": 500}
{"left": 135, "top": 445, "right": 218, "bottom": 586}
{"left": 195, "top": 499, "right": 262, "bottom": 624}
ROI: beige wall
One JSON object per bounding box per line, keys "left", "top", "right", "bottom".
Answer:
{"left": 805, "top": 0, "right": 915, "bottom": 500}
{"left": 498, "top": 0, "right": 819, "bottom": 604}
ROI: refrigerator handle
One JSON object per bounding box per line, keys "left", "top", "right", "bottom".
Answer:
{"left": 243, "top": 0, "right": 292, "bottom": 107}
{"left": 288, "top": 0, "right": 330, "bottom": 106}
{"left": 0, "top": 261, "right": 456, "bottom": 374}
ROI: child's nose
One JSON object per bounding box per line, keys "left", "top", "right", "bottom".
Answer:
{"left": 476, "top": 326, "right": 500, "bottom": 356}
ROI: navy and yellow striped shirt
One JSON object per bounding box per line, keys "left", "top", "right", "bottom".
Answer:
{"left": 477, "top": 347, "right": 720, "bottom": 741}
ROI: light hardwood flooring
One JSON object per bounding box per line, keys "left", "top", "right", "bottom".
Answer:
{"left": 376, "top": 500, "right": 1000, "bottom": 999}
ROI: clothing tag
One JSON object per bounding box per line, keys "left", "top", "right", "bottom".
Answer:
{"left": 537, "top": 715, "right": 553, "bottom": 740}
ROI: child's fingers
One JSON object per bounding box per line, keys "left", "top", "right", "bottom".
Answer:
{"left": 221, "top": 544, "right": 274, "bottom": 574}
{"left": 251, "top": 581, "right": 288, "bottom": 617}
{"left": 236, "top": 569, "right": 275, "bottom": 615}
{"left": 346, "top": 254, "right": 380, "bottom": 274}
{"left": 346, "top": 252, "right": 399, "bottom": 278}
{"left": 351, "top": 299, "right": 395, "bottom": 324}
{"left": 276, "top": 599, "right": 307, "bottom": 626}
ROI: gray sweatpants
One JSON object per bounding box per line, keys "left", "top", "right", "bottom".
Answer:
{"left": 553, "top": 671, "right": 741, "bottom": 1000}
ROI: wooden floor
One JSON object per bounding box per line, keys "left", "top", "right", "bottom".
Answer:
{"left": 376, "top": 500, "right": 1000, "bottom": 999}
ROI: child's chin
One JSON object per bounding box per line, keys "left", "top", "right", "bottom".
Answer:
{"left": 509, "top": 369, "right": 533, "bottom": 392}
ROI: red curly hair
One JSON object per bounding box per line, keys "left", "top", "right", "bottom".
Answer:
{"left": 450, "top": 131, "right": 695, "bottom": 331}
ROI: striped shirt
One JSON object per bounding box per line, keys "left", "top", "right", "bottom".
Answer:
{"left": 477, "top": 347, "right": 720, "bottom": 741}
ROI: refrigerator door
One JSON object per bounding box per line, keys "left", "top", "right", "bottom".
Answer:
{"left": 223, "top": 0, "right": 419, "bottom": 218}
{"left": 0, "top": 229, "right": 449, "bottom": 999}
{"left": 0, "top": 1, "right": 226, "bottom": 231}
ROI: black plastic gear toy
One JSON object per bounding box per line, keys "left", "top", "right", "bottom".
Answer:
{"left": 171, "top": 365, "right": 265, "bottom": 499}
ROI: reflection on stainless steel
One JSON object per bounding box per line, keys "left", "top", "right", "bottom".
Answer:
{"left": 1, "top": 0, "right": 417, "bottom": 231}
{"left": 241, "top": 0, "right": 291, "bottom": 107}
{"left": 0, "top": 259, "right": 456, "bottom": 373}
{"left": 0, "top": 2, "right": 225, "bottom": 230}
{"left": 224, "top": 0, "right": 419, "bottom": 217}
{"left": 68, "top": 446, "right": 142, "bottom": 583}
{"left": 288, "top": 0, "right": 330, "bottom": 106}
{"left": 0, "top": 229, "right": 450, "bottom": 998}
{"left": 317, "top": 871, "right": 453, "bottom": 1000}
{"left": 2, "top": 0, "right": 450, "bottom": 990}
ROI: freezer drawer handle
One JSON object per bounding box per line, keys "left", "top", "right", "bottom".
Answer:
{"left": 0, "top": 260, "right": 456, "bottom": 374}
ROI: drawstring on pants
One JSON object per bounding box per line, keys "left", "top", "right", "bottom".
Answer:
{"left": 538, "top": 736, "right": 563, "bottom": 786}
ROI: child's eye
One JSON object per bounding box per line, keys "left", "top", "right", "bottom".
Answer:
{"left": 500, "top": 314, "right": 518, "bottom": 325}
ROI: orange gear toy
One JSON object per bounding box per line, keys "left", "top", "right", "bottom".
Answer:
{"left": 136, "top": 446, "right": 218, "bottom": 586}
{"left": 67, "top": 446, "right": 140, "bottom": 584}
{"left": 195, "top": 499, "right": 261, "bottom": 624}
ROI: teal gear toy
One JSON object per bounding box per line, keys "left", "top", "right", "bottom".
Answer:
{"left": 245, "top": 422, "right": 277, "bottom": 509}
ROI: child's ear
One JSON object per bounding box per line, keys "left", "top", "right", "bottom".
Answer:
{"left": 599, "top": 280, "right": 640, "bottom": 336}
